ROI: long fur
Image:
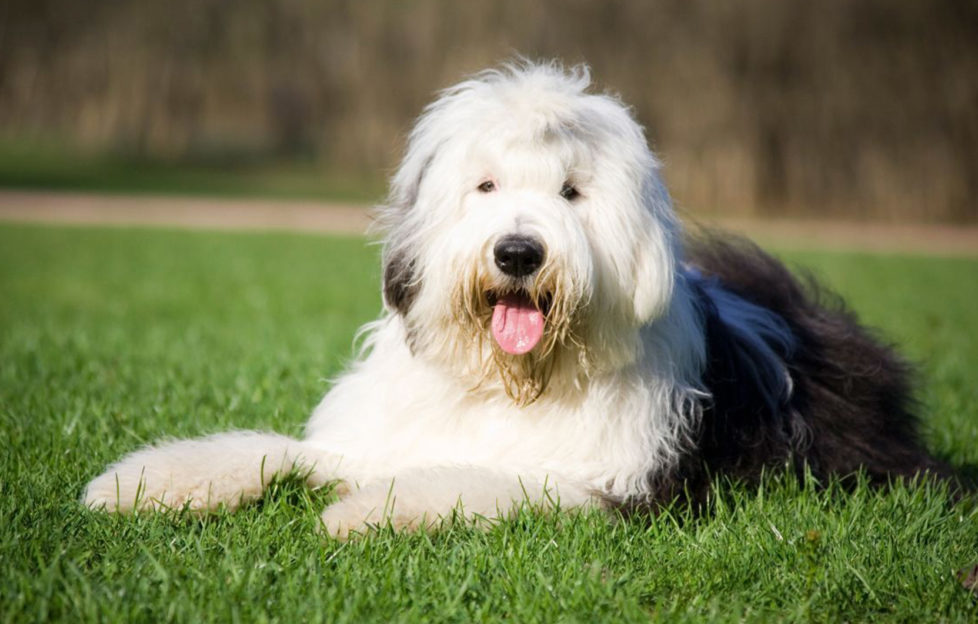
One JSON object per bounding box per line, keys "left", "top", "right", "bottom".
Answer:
{"left": 83, "top": 62, "right": 952, "bottom": 537}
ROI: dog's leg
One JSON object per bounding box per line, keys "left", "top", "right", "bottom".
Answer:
{"left": 319, "top": 466, "right": 598, "bottom": 540}
{"left": 83, "top": 431, "right": 341, "bottom": 512}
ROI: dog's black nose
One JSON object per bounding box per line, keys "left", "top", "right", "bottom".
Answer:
{"left": 494, "top": 235, "right": 545, "bottom": 277}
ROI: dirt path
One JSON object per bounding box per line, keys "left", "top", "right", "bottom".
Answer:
{"left": 1, "top": 190, "right": 975, "bottom": 256}
{"left": 0, "top": 190, "right": 371, "bottom": 234}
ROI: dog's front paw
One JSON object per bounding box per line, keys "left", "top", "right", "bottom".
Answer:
{"left": 319, "top": 486, "right": 438, "bottom": 540}
{"left": 83, "top": 440, "right": 256, "bottom": 513}
{"left": 83, "top": 465, "right": 174, "bottom": 512}
{"left": 83, "top": 432, "right": 333, "bottom": 513}
{"left": 84, "top": 476, "right": 204, "bottom": 512}
{"left": 83, "top": 459, "right": 215, "bottom": 513}
{"left": 83, "top": 471, "right": 135, "bottom": 512}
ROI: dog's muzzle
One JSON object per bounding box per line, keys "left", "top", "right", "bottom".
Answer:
{"left": 487, "top": 235, "right": 550, "bottom": 355}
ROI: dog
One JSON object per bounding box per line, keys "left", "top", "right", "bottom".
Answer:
{"left": 84, "top": 62, "right": 951, "bottom": 538}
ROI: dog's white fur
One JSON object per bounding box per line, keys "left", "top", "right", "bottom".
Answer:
{"left": 85, "top": 63, "right": 740, "bottom": 538}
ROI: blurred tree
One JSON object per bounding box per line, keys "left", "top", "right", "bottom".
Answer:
{"left": 0, "top": 0, "right": 975, "bottom": 221}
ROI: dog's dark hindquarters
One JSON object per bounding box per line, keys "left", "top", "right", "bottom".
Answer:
{"left": 628, "top": 231, "right": 956, "bottom": 514}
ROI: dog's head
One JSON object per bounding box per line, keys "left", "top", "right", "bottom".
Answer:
{"left": 378, "top": 62, "right": 682, "bottom": 404}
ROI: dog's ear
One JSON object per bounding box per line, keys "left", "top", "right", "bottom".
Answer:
{"left": 379, "top": 112, "right": 442, "bottom": 317}
{"left": 379, "top": 153, "right": 433, "bottom": 317}
{"left": 630, "top": 184, "right": 679, "bottom": 324}
{"left": 382, "top": 249, "right": 418, "bottom": 315}
{"left": 631, "top": 235, "right": 674, "bottom": 324}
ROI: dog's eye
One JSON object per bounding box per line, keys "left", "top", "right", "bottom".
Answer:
{"left": 477, "top": 180, "right": 496, "bottom": 193}
{"left": 560, "top": 182, "right": 580, "bottom": 201}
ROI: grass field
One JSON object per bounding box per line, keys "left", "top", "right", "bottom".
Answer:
{"left": 0, "top": 142, "right": 386, "bottom": 202}
{"left": 1, "top": 223, "right": 976, "bottom": 622}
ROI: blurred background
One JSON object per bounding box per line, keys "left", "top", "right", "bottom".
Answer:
{"left": 1, "top": 0, "right": 976, "bottom": 223}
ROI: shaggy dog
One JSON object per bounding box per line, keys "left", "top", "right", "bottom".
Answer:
{"left": 84, "top": 63, "right": 950, "bottom": 538}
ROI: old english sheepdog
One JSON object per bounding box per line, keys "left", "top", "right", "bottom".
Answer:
{"left": 84, "top": 63, "right": 951, "bottom": 538}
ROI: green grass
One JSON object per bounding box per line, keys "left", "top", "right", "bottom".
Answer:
{"left": 0, "top": 142, "right": 386, "bottom": 202}
{"left": 1, "top": 224, "right": 976, "bottom": 622}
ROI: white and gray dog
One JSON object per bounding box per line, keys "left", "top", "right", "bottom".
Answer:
{"left": 85, "top": 63, "right": 949, "bottom": 538}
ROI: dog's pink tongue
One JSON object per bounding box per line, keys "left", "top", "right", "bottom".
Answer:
{"left": 491, "top": 294, "right": 544, "bottom": 355}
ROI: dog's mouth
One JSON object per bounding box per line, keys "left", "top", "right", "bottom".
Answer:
{"left": 486, "top": 290, "right": 552, "bottom": 355}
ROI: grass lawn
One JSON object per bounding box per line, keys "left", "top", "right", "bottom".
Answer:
{"left": 0, "top": 142, "right": 386, "bottom": 203}
{"left": 1, "top": 223, "right": 976, "bottom": 622}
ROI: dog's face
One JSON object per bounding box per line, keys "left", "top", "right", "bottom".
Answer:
{"left": 379, "top": 64, "right": 680, "bottom": 404}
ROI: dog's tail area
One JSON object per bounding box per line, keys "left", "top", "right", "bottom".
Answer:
{"left": 685, "top": 228, "right": 957, "bottom": 488}
{"left": 83, "top": 431, "right": 341, "bottom": 513}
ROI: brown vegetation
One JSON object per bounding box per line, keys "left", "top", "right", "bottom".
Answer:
{"left": 1, "top": 0, "right": 976, "bottom": 221}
